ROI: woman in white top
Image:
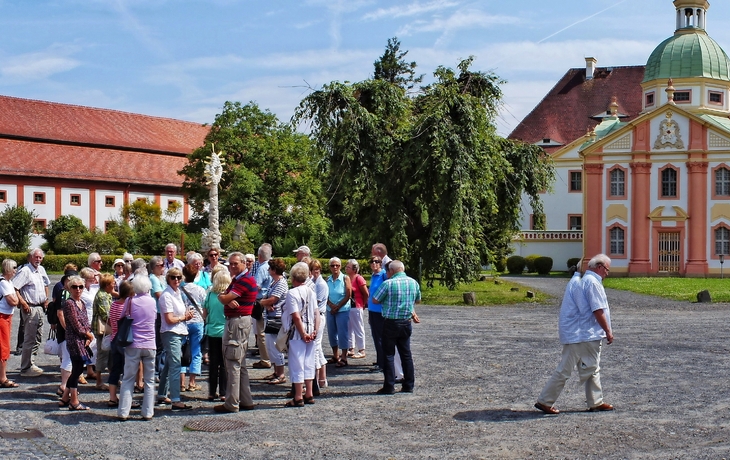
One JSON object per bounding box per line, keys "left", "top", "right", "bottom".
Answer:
{"left": 156, "top": 268, "right": 194, "bottom": 410}
{"left": 0, "top": 259, "right": 19, "bottom": 388}
{"left": 78, "top": 267, "right": 99, "bottom": 383}
{"left": 283, "top": 262, "right": 320, "bottom": 407}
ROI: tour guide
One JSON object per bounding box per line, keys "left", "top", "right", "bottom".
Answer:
{"left": 372, "top": 260, "right": 420, "bottom": 395}
{"left": 214, "top": 252, "right": 257, "bottom": 413}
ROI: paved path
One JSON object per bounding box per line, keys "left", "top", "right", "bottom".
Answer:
{"left": 2, "top": 277, "right": 730, "bottom": 459}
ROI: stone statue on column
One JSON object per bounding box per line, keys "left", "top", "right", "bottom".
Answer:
{"left": 201, "top": 144, "right": 224, "bottom": 253}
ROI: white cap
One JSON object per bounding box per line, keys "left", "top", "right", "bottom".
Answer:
{"left": 293, "top": 245, "right": 311, "bottom": 255}
{"left": 113, "top": 258, "right": 125, "bottom": 267}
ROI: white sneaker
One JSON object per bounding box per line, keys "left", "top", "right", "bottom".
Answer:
{"left": 20, "top": 365, "right": 43, "bottom": 377}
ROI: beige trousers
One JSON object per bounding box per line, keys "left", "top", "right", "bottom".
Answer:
{"left": 537, "top": 340, "right": 604, "bottom": 408}
{"left": 222, "top": 316, "right": 253, "bottom": 410}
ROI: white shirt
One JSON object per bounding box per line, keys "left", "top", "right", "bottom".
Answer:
{"left": 0, "top": 278, "right": 16, "bottom": 315}
{"left": 283, "top": 285, "right": 318, "bottom": 341}
{"left": 159, "top": 286, "right": 189, "bottom": 335}
{"left": 12, "top": 263, "right": 49, "bottom": 305}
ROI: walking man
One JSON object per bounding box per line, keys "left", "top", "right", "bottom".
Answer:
{"left": 535, "top": 254, "right": 614, "bottom": 414}
{"left": 14, "top": 248, "right": 50, "bottom": 377}
{"left": 372, "top": 260, "right": 420, "bottom": 395}
{"left": 214, "top": 252, "right": 257, "bottom": 413}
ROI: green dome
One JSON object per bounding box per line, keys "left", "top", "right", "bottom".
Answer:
{"left": 643, "top": 32, "right": 730, "bottom": 83}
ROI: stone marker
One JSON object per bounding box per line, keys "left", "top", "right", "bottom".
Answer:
{"left": 526, "top": 291, "right": 535, "bottom": 299}
{"left": 510, "top": 287, "right": 519, "bottom": 292}
{"left": 463, "top": 292, "right": 476, "bottom": 305}
{"left": 697, "top": 290, "right": 711, "bottom": 303}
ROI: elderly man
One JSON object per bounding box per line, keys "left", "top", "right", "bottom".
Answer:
{"left": 372, "top": 260, "right": 420, "bottom": 395}
{"left": 251, "top": 243, "right": 272, "bottom": 369}
{"left": 162, "top": 243, "right": 185, "bottom": 274}
{"left": 14, "top": 248, "right": 50, "bottom": 377}
{"left": 214, "top": 252, "right": 257, "bottom": 413}
{"left": 535, "top": 254, "right": 614, "bottom": 415}
{"left": 88, "top": 252, "right": 103, "bottom": 280}
{"left": 371, "top": 243, "right": 392, "bottom": 268}
{"left": 293, "top": 245, "right": 311, "bottom": 262}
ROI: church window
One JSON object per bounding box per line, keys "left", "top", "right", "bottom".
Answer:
{"left": 569, "top": 170, "right": 582, "bottom": 192}
{"left": 661, "top": 167, "right": 678, "bottom": 198}
{"left": 568, "top": 215, "right": 582, "bottom": 230}
{"left": 70, "top": 194, "right": 81, "bottom": 206}
{"left": 674, "top": 91, "right": 691, "bottom": 103}
{"left": 609, "top": 226, "right": 625, "bottom": 255}
{"left": 105, "top": 196, "right": 115, "bottom": 207}
{"left": 715, "top": 226, "right": 730, "bottom": 256}
{"left": 709, "top": 91, "right": 723, "bottom": 105}
{"left": 609, "top": 168, "right": 625, "bottom": 197}
{"left": 33, "top": 192, "right": 46, "bottom": 204}
{"left": 645, "top": 92, "right": 655, "bottom": 107}
{"left": 716, "top": 167, "right": 730, "bottom": 196}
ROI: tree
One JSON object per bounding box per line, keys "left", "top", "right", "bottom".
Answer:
{"left": 0, "top": 205, "right": 36, "bottom": 252}
{"left": 54, "top": 227, "right": 120, "bottom": 254}
{"left": 374, "top": 37, "right": 423, "bottom": 90}
{"left": 44, "top": 215, "right": 86, "bottom": 253}
{"left": 295, "top": 45, "right": 555, "bottom": 288}
{"left": 180, "top": 101, "right": 329, "bottom": 246}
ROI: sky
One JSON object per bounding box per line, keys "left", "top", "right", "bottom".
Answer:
{"left": 2, "top": 0, "right": 730, "bottom": 137}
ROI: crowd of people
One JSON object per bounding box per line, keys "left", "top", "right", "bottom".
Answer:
{"left": 0, "top": 241, "right": 423, "bottom": 419}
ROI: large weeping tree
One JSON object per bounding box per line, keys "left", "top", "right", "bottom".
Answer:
{"left": 295, "top": 40, "right": 554, "bottom": 288}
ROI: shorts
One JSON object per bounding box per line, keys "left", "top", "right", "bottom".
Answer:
{"left": 60, "top": 340, "right": 72, "bottom": 372}
{"left": 0, "top": 313, "right": 11, "bottom": 361}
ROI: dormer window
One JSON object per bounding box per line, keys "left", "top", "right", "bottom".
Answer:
{"left": 710, "top": 91, "right": 723, "bottom": 105}
{"left": 646, "top": 92, "right": 655, "bottom": 107}
{"left": 536, "top": 138, "right": 563, "bottom": 148}
{"left": 674, "top": 91, "right": 691, "bottom": 103}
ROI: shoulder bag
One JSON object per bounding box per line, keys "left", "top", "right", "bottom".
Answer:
{"left": 275, "top": 289, "right": 308, "bottom": 353}
{"left": 114, "top": 298, "right": 134, "bottom": 348}
{"left": 44, "top": 328, "right": 60, "bottom": 355}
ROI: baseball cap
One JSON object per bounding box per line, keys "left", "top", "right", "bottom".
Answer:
{"left": 293, "top": 245, "right": 311, "bottom": 255}
{"left": 113, "top": 258, "right": 125, "bottom": 267}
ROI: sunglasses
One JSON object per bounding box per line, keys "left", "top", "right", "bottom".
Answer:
{"left": 370, "top": 260, "right": 382, "bottom": 264}
{"left": 169, "top": 276, "right": 182, "bottom": 281}
{"left": 330, "top": 264, "right": 340, "bottom": 268}
{"left": 92, "top": 260, "right": 102, "bottom": 263}
{"left": 209, "top": 253, "right": 219, "bottom": 257}
{"left": 70, "top": 285, "right": 84, "bottom": 290}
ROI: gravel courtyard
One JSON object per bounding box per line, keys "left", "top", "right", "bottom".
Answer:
{"left": 2, "top": 276, "right": 730, "bottom": 459}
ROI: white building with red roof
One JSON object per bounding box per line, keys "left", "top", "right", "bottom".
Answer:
{"left": 510, "top": 0, "right": 730, "bottom": 276}
{"left": 0, "top": 95, "right": 209, "bottom": 248}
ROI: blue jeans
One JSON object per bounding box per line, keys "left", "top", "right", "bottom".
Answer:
{"left": 158, "top": 331, "right": 185, "bottom": 402}
{"left": 382, "top": 319, "right": 414, "bottom": 391}
{"left": 326, "top": 310, "right": 350, "bottom": 350}
{"left": 181, "top": 321, "right": 203, "bottom": 375}
{"left": 369, "top": 310, "right": 385, "bottom": 370}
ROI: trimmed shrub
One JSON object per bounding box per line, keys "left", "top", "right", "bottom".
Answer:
{"left": 506, "top": 255, "right": 526, "bottom": 274}
{"left": 534, "top": 256, "right": 553, "bottom": 275}
{"left": 567, "top": 257, "right": 581, "bottom": 269}
{"left": 494, "top": 257, "right": 507, "bottom": 274}
{"left": 524, "top": 254, "right": 541, "bottom": 273}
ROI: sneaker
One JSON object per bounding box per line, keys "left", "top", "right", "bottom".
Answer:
{"left": 20, "top": 366, "right": 43, "bottom": 377}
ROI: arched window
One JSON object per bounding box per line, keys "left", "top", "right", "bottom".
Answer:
{"left": 716, "top": 167, "right": 730, "bottom": 196}
{"left": 715, "top": 226, "right": 730, "bottom": 256}
{"left": 609, "top": 168, "right": 625, "bottom": 197}
{"left": 609, "top": 226, "right": 625, "bottom": 255}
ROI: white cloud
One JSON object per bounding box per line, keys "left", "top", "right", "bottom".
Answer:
{"left": 0, "top": 49, "right": 81, "bottom": 81}
{"left": 364, "top": 0, "right": 459, "bottom": 20}
{"left": 397, "top": 9, "right": 521, "bottom": 45}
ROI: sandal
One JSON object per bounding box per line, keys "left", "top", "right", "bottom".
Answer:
{"left": 188, "top": 383, "right": 202, "bottom": 391}
{"left": 58, "top": 398, "right": 70, "bottom": 408}
{"left": 268, "top": 376, "right": 286, "bottom": 385}
{"left": 352, "top": 352, "right": 366, "bottom": 359}
{"left": 336, "top": 360, "right": 348, "bottom": 367}
{"left": 0, "top": 379, "right": 19, "bottom": 388}
{"left": 284, "top": 399, "right": 304, "bottom": 408}
{"left": 69, "top": 402, "right": 90, "bottom": 411}
{"left": 134, "top": 385, "right": 144, "bottom": 393}
{"left": 77, "top": 376, "right": 88, "bottom": 385}
{"left": 95, "top": 384, "right": 109, "bottom": 391}
{"left": 303, "top": 396, "right": 315, "bottom": 405}
{"left": 326, "top": 357, "right": 339, "bottom": 364}
{"left": 107, "top": 400, "right": 119, "bottom": 408}
{"left": 56, "top": 386, "right": 65, "bottom": 396}
{"left": 263, "top": 372, "right": 277, "bottom": 380}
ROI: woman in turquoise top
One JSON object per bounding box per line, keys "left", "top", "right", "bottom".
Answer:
{"left": 203, "top": 265, "right": 229, "bottom": 401}
{"left": 326, "top": 257, "right": 352, "bottom": 367}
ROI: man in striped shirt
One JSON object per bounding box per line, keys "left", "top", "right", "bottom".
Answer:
{"left": 372, "top": 260, "right": 420, "bottom": 395}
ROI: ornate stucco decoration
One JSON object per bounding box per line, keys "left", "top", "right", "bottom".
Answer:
{"left": 654, "top": 111, "right": 685, "bottom": 150}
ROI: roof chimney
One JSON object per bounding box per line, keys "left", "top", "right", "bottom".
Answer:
{"left": 585, "top": 57, "right": 597, "bottom": 80}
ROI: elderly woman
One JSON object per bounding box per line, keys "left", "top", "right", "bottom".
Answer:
{"left": 53, "top": 265, "right": 78, "bottom": 395}
{"left": 203, "top": 265, "right": 230, "bottom": 401}
{"left": 148, "top": 256, "right": 166, "bottom": 378}
{"left": 205, "top": 248, "right": 221, "bottom": 273}
{"left": 59, "top": 275, "right": 94, "bottom": 411}
{"left": 107, "top": 281, "right": 135, "bottom": 407}
{"left": 244, "top": 253, "right": 255, "bottom": 274}
{"left": 118, "top": 275, "right": 158, "bottom": 421}
{"left": 92, "top": 273, "right": 114, "bottom": 391}
{"left": 180, "top": 264, "right": 206, "bottom": 392}
{"left": 156, "top": 267, "right": 194, "bottom": 411}
{"left": 309, "top": 259, "right": 329, "bottom": 389}
{"left": 326, "top": 257, "right": 352, "bottom": 367}
{"left": 79, "top": 267, "right": 99, "bottom": 382}
{"left": 0, "top": 259, "right": 19, "bottom": 388}
{"left": 187, "top": 252, "right": 211, "bottom": 290}
{"left": 283, "top": 262, "right": 320, "bottom": 407}
{"left": 262, "top": 258, "right": 288, "bottom": 385}
{"left": 346, "top": 259, "right": 368, "bottom": 359}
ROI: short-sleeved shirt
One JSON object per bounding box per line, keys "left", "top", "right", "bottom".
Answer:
{"left": 224, "top": 271, "right": 258, "bottom": 317}
{"left": 255, "top": 261, "right": 271, "bottom": 300}
{"left": 350, "top": 274, "right": 367, "bottom": 308}
{"left": 367, "top": 270, "right": 387, "bottom": 313}
{"left": 283, "top": 285, "right": 318, "bottom": 341}
{"left": 194, "top": 271, "right": 212, "bottom": 291}
{"left": 158, "top": 286, "right": 189, "bottom": 335}
{"left": 92, "top": 290, "right": 112, "bottom": 336}
{"left": 203, "top": 291, "right": 225, "bottom": 338}
{"left": 162, "top": 258, "right": 185, "bottom": 275}
{"left": 265, "top": 277, "right": 287, "bottom": 319}
{"left": 129, "top": 293, "right": 157, "bottom": 349}
{"left": 13, "top": 264, "right": 49, "bottom": 305}
{"left": 180, "top": 282, "right": 206, "bottom": 323}
{"left": 313, "top": 275, "right": 328, "bottom": 314}
{"left": 326, "top": 275, "right": 350, "bottom": 313}
{"left": 0, "top": 278, "right": 16, "bottom": 315}
{"left": 149, "top": 274, "right": 166, "bottom": 312}
{"left": 373, "top": 272, "right": 421, "bottom": 320}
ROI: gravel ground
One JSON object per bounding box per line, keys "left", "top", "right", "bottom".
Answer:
{"left": 2, "top": 277, "right": 730, "bottom": 459}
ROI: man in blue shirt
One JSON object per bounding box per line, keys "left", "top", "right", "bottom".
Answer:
{"left": 535, "top": 254, "right": 614, "bottom": 415}
{"left": 251, "top": 243, "right": 272, "bottom": 369}
{"left": 372, "top": 260, "right": 420, "bottom": 395}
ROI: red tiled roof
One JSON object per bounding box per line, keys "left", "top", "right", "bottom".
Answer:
{"left": 0, "top": 95, "right": 209, "bottom": 155}
{"left": 0, "top": 138, "right": 188, "bottom": 188}
{"left": 509, "top": 66, "right": 645, "bottom": 154}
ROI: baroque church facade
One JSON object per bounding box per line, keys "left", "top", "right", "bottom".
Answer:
{"left": 510, "top": 0, "right": 730, "bottom": 276}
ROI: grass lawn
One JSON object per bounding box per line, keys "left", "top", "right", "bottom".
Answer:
{"left": 603, "top": 277, "right": 730, "bottom": 302}
{"left": 419, "top": 276, "right": 549, "bottom": 306}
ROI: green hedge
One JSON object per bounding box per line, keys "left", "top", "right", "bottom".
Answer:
{"left": 506, "top": 255, "right": 526, "bottom": 274}
{"left": 534, "top": 256, "right": 553, "bottom": 275}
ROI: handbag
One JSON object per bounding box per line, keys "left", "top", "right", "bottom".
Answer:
{"left": 252, "top": 300, "right": 264, "bottom": 321}
{"left": 181, "top": 338, "right": 192, "bottom": 367}
{"left": 44, "top": 329, "right": 60, "bottom": 355}
{"left": 96, "top": 317, "right": 107, "bottom": 336}
{"left": 101, "top": 334, "right": 112, "bottom": 351}
{"left": 264, "top": 317, "right": 282, "bottom": 335}
{"left": 275, "top": 324, "right": 294, "bottom": 353}
{"left": 114, "top": 298, "right": 134, "bottom": 348}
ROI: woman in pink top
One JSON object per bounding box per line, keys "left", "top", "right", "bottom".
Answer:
{"left": 117, "top": 275, "right": 158, "bottom": 421}
{"left": 345, "top": 259, "right": 369, "bottom": 359}
{"left": 107, "top": 281, "right": 134, "bottom": 407}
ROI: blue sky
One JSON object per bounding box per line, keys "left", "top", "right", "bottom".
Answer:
{"left": 1, "top": 0, "right": 729, "bottom": 136}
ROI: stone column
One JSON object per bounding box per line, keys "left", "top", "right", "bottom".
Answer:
{"left": 685, "top": 161, "right": 708, "bottom": 276}
{"left": 584, "top": 163, "right": 604, "bottom": 260}
{"left": 628, "top": 162, "right": 652, "bottom": 275}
